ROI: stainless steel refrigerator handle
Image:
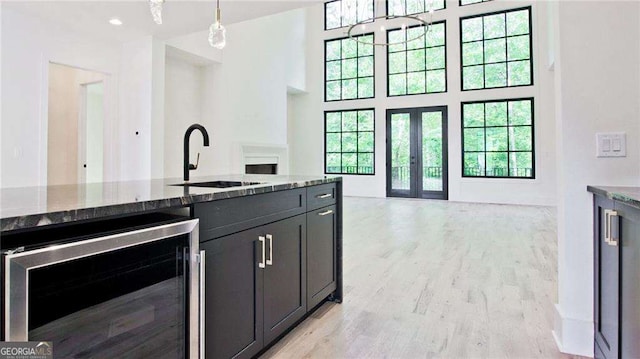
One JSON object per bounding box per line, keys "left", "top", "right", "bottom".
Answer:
{"left": 199, "top": 250, "right": 206, "bottom": 358}
{"left": 4, "top": 219, "right": 200, "bottom": 344}
{"left": 258, "top": 236, "right": 266, "bottom": 268}
{"left": 266, "top": 234, "right": 273, "bottom": 266}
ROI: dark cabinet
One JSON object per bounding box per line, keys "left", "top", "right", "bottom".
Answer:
{"left": 195, "top": 183, "right": 342, "bottom": 359}
{"left": 615, "top": 202, "right": 640, "bottom": 358}
{"left": 262, "top": 215, "right": 307, "bottom": 344}
{"left": 201, "top": 227, "right": 264, "bottom": 359}
{"left": 306, "top": 205, "right": 337, "bottom": 310}
{"left": 593, "top": 194, "right": 640, "bottom": 359}
{"left": 202, "top": 214, "right": 306, "bottom": 359}
{"left": 594, "top": 195, "right": 619, "bottom": 359}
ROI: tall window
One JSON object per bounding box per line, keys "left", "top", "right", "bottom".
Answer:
{"left": 325, "top": 34, "right": 375, "bottom": 101}
{"left": 460, "top": 0, "right": 492, "bottom": 6}
{"left": 460, "top": 7, "right": 532, "bottom": 90}
{"left": 325, "top": 0, "right": 374, "bottom": 30}
{"left": 461, "top": 98, "right": 534, "bottom": 178}
{"left": 387, "top": 0, "right": 445, "bottom": 16}
{"left": 387, "top": 21, "right": 446, "bottom": 96}
{"left": 325, "top": 109, "right": 375, "bottom": 175}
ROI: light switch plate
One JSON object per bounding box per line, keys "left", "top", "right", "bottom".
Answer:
{"left": 596, "top": 132, "right": 627, "bottom": 157}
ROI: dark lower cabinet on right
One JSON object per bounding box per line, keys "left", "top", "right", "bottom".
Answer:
{"left": 201, "top": 215, "right": 307, "bottom": 359}
{"left": 306, "top": 204, "right": 338, "bottom": 309}
{"left": 592, "top": 192, "right": 640, "bottom": 359}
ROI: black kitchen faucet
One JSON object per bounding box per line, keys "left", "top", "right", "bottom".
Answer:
{"left": 184, "top": 124, "right": 210, "bottom": 181}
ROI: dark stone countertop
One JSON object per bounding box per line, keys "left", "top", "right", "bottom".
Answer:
{"left": 0, "top": 174, "right": 341, "bottom": 232}
{"left": 587, "top": 186, "right": 640, "bottom": 209}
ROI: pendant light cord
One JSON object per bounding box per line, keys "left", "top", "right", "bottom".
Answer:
{"left": 216, "top": 0, "right": 221, "bottom": 23}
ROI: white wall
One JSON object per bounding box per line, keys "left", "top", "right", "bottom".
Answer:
{"left": 0, "top": 7, "right": 171, "bottom": 187}
{"left": 289, "top": 0, "right": 557, "bottom": 205}
{"left": 0, "top": 6, "right": 120, "bottom": 188}
{"left": 195, "top": 8, "right": 308, "bottom": 176}
{"left": 553, "top": 1, "right": 640, "bottom": 356}
{"left": 1, "top": 4, "right": 3, "bottom": 189}
{"left": 118, "top": 37, "right": 154, "bottom": 182}
{"left": 151, "top": 38, "right": 166, "bottom": 179}
{"left": 164, "top": 56, "right": 206, "bottom": 178}
{"left": 85, "top": 82, "right": 105, "bottom": 183}
{"left": 165, "top": 30, "right": 223, "bottom": 64}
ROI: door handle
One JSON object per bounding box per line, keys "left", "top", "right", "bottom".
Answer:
{"left": 604, "top": 209, "right": 618, "bottom": 246}
{"left": 199, "top": 250, "right": 206, "bottom": 357}
{"left": 266, "top": 234, "right": 273, "bottom": 266}
{"left": 258, "top": 236, "right": 266, "bottom": 268}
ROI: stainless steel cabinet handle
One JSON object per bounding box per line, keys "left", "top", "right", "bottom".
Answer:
{"left": 316, "top": 193, "right": 332, "bottom": 199}
{"left": 318, "top": 209, "right": 334, "bottom": 216}
{"left": 258, "top": 236, "right": 266, "bottom": 268}
{"left": 604, "top": 209, "right": 619, "bottom": 246}
{"left": 199, "top": 250, "right": 206, "bottom": 358}
{"left": 266, "top": 234, "right": 273, "bottom": 266}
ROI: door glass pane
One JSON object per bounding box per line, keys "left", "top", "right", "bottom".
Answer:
{"left": 422, "top": 111, "right": 443, "bottom": 191}
{"left": 391, "top": 113, "right": 411, "bottom": 191}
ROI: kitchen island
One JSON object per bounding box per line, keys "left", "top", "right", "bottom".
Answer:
{"left": 1, "top": 175, "right": 343, "bottom": 358}
{"left": 588, "top": 186, "right": 640, "bottom": 359}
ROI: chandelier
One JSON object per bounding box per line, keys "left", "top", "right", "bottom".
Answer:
{"left": 345, "top": 0, "right": 435, "bottom": 46}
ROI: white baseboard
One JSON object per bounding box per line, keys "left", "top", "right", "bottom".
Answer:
{"left": 553, "top": 303, "right": 594, "bottom": 357}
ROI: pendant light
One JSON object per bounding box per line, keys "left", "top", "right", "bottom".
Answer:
{"left": 208, "top": 0, "right": 226, "bottom": 49}
{"left": 149, "top": 0, "right": 164, "bottom": 25}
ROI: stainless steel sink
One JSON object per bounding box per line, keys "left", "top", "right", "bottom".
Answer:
{"left": 171, "top": 181, "right": 263, "bottom": 188}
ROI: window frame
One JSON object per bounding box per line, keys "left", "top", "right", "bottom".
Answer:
{"left": 460, "top": 97, "right": 535, "bottom": 179}
{"left": 324, "top": 0, "right": 375, "bottom": 31}
{"left": 459, "top": 0, "right": 492, "bottom": 7}
{"left": 324, "top": 108, "right": 376, "bottom": 176}
{"left": 459, "top": 6, "right": 534, "bottom": 92}
{"left": 385, "top": 0, "right": 446, "bottom": 17}
{"left": 324, "top": 33, "right": 376, "bottom": 102}
{"left": 386, "top": 20, "right": 448, "bottom": 97}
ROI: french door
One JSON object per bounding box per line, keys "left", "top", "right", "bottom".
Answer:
{"left": 386, "top": 106, "right": 448, "bottom": 199}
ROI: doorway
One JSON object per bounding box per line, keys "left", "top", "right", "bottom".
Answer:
{"left": 386, "top": 106, "right": 448, "bottom": 199}
{"left": 79, "top": 81, "right": 105, "bottom": 184}
{"left": 47, "top": 63, "right": 106, "bottom": 185}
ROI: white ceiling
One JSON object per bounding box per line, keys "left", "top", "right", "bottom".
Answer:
{"left": 3, "top": 0, "right": 322, "bottom": 43}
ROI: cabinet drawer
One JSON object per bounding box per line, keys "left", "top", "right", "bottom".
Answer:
{"left": 306, "top": 183, "right": 337, "bottom": 211}
{"left": 194, "top": 188, "right": 306, "bottom": 240}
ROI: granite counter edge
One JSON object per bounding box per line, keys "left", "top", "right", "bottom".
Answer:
{"left": 1, "top": 178, "right": 341, "bottom": 232}
{"left": 587, "top": 185, "right": 640, "bottom": 210}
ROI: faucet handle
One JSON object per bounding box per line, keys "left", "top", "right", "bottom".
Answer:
{"left": 189, "top": 153, "right": 200, "bottom": 170}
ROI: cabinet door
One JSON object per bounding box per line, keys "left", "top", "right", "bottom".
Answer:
{"left": 201, "top": 228, "right": 264, "bottom": 359}
{"left": 615, "top": 202, "right": 640, "bottom": 358}
{"left": 306, "top": 205, "right": 338, "bottom": 309}
{"left": 262, "top": 215, "right": 307, "bottom": 345}
{"left": 594, "top": 195, "right": 619, "bottom": 359}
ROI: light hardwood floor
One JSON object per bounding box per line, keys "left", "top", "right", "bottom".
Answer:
{"left": 261, "top": 196, "right": 579, "bottom": 359}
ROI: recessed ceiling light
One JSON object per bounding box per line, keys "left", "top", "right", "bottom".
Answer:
{"left": 109, "top": 18, "right": 123, "bottom": 26}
